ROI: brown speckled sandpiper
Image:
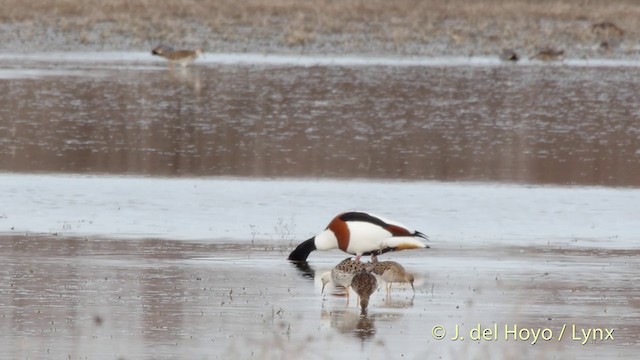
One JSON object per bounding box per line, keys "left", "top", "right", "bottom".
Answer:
{"left": 350, "top": 269, "right": 378, "bottom": 314}
{"left": 321, "top": 257, "right": 367, "bottom": 305}
{"left": 369, "top": 260, "right": 414, "bottom": 297}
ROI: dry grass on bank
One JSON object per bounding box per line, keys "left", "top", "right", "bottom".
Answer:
{"left": 1, "top": 0, "right": 640, "bottom": 54}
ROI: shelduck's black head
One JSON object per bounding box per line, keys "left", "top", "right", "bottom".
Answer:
{"left": 287, "top": 237, "right": 316, "bottom": 261}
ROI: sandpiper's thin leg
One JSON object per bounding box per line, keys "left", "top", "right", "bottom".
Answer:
{"left": 345, "top": 287, "right": 350, "bottom": 306}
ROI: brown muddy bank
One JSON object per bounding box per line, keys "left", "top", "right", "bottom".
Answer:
{"left": 0, "top": 0, "right": 639, "bottom": 59}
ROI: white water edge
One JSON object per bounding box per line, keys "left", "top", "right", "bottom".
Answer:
{"left": 0, "top": 52, "right": 639, "bottom": 68}
{"left": 0, "top": 173, "right": 637, "bottom": 248}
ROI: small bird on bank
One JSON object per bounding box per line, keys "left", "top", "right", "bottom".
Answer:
{"left": 530, "top": 48, "right": 564, "bottom": 61}
{"left": 499, "top": 49, "right": 519, "bottom": 62}
{"left": 591, "top": 21, "right": 624, "bottom": 38}
{"left": 288, "top": 212, "right": 429, "bottom": 262}
{"left": 321, "top": 258, "right": 368, "bottom": 304}
{"left": 591, "top": 22, "right": 624, "bottom": 51}
{"left": 368, "top": 261, "right": 415, "bottom": 297}
{"left": 351, "top": 270, "right": 378, "bottom": 314}
{"left": 152, "top": 45, "right": 203, "bottom": 68}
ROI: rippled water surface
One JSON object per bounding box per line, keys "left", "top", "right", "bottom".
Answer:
{"left": 1, "top": 54, "right": 639, "bottom": 185}
{"left": 1, "top": 235, "right": 638, "bottom": 359}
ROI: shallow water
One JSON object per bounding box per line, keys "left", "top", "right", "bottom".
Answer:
{"left": 1, "top": 54, "right": 639, "bottom": 186}
{"left": 0, "top": 235, "right": 637, "bottom": 359}
{"left": 0, "top": 54, "right": 639, "bottom": 358}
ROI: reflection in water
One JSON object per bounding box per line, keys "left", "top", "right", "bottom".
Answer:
{"left": 322, "top": 307, "right": 377, "bottom": 342}
{"left": 289, "top": 260, "right": 316, "bottom": 280}
{"left": 381, "top": 294, "right": 415, "bottom": 309}
{"left": 168, "top": 67, "right": 202, "bottom": 94}
{"left": 353, "top": 314, "right": 376, "bottom": 341}
{"left": 0, "top": 63, "right": 639, "bottom": 186}
{"left": 320, "top": 279, "right": 414, "bottom": 344}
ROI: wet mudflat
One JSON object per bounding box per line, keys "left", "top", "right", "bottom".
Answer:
{"left": 0, "top": 234, "right": 637, "bottom": 359}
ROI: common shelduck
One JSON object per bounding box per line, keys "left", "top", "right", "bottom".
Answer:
{"left": 350, "top": 270, "right": 378, "bottom": 314}
{"left": 368, "top": 261, "right": 415, "bottom": 297}
{"left": 287, "top": 212, "right": 429, "bottom": 262}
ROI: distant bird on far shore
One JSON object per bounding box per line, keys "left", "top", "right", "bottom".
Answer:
{"left": 368, "top": 260, "right": 415, "bottom": 297}
{"left": 499, "top": 49, "right": 519, "bottom": 62}
{"left": 591, "top": 21, "right": 624, "bottom": 51}
{"left": 350, "top": 270, "right": 378, "bottom": 314}
{"left": 530, "top": 48, "right": 565, "bottom": 61}
{"left": 152, "top": 45, "right": 203, "bottom": 68}
{"left": 591, "top": 21, "right": 624, "bottom": 38}
{"left": 287, "top": 212, "right": 429, "bottom": 262}
{"left": 151, "top": 44, "right": 174, "bottom": 55}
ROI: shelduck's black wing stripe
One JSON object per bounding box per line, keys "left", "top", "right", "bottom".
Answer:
{"left": 340, "top": 212, "right": 421, "bottom": 238}
{"left": 339, "top": 212, "right": 389, "bottom": 228}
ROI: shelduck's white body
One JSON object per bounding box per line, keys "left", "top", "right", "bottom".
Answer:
{"left": 288, "top": 212, "right": 428, "bottom": 262}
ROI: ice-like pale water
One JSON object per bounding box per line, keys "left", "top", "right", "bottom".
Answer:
{"left": 1, "top": 52, "right": 640, "bottom": 69}
{"left": 0, "top": 173, "right": 638, "bottom": 248}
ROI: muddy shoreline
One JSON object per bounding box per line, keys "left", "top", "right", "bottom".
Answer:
{"left": 1, "top": 0, "right": 639, "bottom": 59}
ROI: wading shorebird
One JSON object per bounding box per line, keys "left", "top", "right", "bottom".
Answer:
{"left": 351, "top": 269, "right": 378, "bottom": 314}
{"left": 321, "top": 258, "right": 368, "bottom": 304}
{"left": 288, "top": 212, "right": 429, "bottom": 262}
{"left": 368, "top": 261, "right": 415, "bottom": 297}
{"left": 152, "top": 45, "right": 203, "bottom": 68}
